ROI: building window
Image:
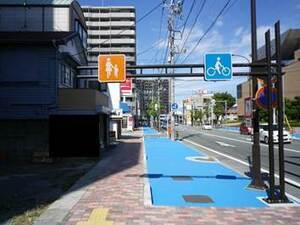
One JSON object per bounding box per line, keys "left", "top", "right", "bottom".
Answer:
{"left": 60, "top": 63, "right": 74, "bottom": 88}
{"left": 75, "top": 20, "right": 87, "bottom": 49}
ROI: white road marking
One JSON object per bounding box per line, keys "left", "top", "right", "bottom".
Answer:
{"left": 216, "top": 141, "right": 236, "bottom": 147}
{"left": 184, "top": 139, "right": 300, "bottom": 191}
{"left": 195, "top": 130, "right": 300, "bottom": 154}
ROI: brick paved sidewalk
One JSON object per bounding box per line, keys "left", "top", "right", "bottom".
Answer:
{"left": 59, "top": 130, "right": 300, "bottom": 225}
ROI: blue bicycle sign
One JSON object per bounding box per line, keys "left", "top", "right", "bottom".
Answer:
{"left": 204, "top": 53, "right": 232, "bottom": 81}
{"left": 171, "top": 103, "right": 178, "bottom": 110}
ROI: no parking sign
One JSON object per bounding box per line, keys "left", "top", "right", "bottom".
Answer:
{"left": 255, "top": 87, "right": 278, "bottom": 110}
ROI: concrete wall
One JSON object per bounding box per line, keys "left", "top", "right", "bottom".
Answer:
{"left": 0, "top": 120, "right": 49, "bottom": 161}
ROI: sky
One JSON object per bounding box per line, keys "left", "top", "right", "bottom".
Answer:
{"left": 79, "top": 0, "right": 300, "bottom": 106}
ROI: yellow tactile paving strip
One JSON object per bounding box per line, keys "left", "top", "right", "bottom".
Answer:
{"left": 76, "top": 208, "right": 113, "bottom": 225}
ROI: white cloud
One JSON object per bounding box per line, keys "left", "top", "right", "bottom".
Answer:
{"left": 234, "top": 26, "right": 244, "bottom": 37}
{"left": 297, "top": 3, "right": 300, "bottom": 9}
{"left": 216, "top": 20, "right": 224, "bottom": 27}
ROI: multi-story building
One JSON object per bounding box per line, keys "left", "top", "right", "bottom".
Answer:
{"left": 236, "top": 29, "right": 300, "bottom": 118}
{"left": 135, "top": 79, "right": 170, "bottom": 125}
{"left": 0, "top": 0, "right": 111, "bottom": 161}
{"left": 82, "top": 6, "right": 137, "bottom": 130}
{"left": 182, "top": 90, "right": 214, "bottom": 125}
{"left": 82, "top": 6, "right": 136, "bottom": 65}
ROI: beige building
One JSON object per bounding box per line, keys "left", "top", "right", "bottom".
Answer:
{"left": 283, "top": 49, "right": 300, "bottom": 99}
{"left": 237, "top": 49, "right": 300, "bottom": 118}
{"left": 183, "top": 90, "right": 214, "bottom": 125}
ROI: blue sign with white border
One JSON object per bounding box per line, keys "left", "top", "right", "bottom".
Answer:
{"left": 171, "top": 103, "right": 178, "bottom": 110}
{"left": 204, "top": 53, "right": 232, "bottom": 81}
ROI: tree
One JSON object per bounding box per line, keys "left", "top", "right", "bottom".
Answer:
{"left": 204, "top": 103, "right": 211, "bottom": 123}
{"left": 213, "top": 92, "right": 235, "bottom": 107}
{"left": 259, "top": 96, "right": 300, "bottom": 123}
{"left": 146, "top": 99, "right": 164, "bottom": 128}
{"left": 284, "top": 96, "right": 300, "bottom": 121}
{"left": 194, "top": 109, "right": 203, "bottom": 125}
{"left": 213, "top": 92, "right": 235, "bottom": 121}
{"left": 147, "top": 100, "right": 158, "bottom": 117}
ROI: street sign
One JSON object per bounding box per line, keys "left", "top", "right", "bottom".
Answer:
{"left": 255, "top": 86, "right": 278, "bottom": 110}
{"left": 120, "top": 78, "right": 132, "bottom": 95}
{"left": 171, "top": 103, "right": 178, "bottom": 110}
{"left": 204, "top": 53, "right": 232, "bottom": 81}
{"left": 98, "top": 54, "right": 126, "bottom": 83}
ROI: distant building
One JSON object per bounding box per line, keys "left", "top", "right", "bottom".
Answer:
{"left": 82, "top": 6, "right": 137, "bottom": 131}
{"left": 226, "top": 104, "right": 238, "bottom": 121}
{"left": 135, "top": 79, "right": 170, "bottom": 124}
{"left": 182, "top": 90, "right": 214, "bottom": 125}
{"left": 237, "top": 28, "right": 300, "bottom": 118}
{"left": 0, "top": 0, "right": 110, "bottom": 161}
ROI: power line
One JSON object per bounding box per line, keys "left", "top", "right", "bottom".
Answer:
{"left": 137, "top": 38, "right": 165, "bottom": 56}
{"left": 222, "top": 0, "right": 239, "bottom": 17}
{"left": 157, "top": 29, "right": 169, "bottom": 69}
{"left": 151, "top": 6, "right": 166, "bottom": 63}
{"left": 181, "top": 0, "right": 232, "bottom": 63}
{"left": 136, "top": 1, "right": 164, "bottom": 23}
{"left": 138, "top": 6, "right": 165, "bottom": 58}
{"left": 175, "top": 0, "right": 206, "bottom": 63}
{"left": 180, "top": 0, "right": 196, "bottom": 39}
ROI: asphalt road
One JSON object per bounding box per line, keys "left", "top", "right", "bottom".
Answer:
{"left": 175, "top": 125, "right": 300, "bottom": 200}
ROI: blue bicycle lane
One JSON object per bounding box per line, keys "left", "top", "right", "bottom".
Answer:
{"left": 143, "top": 127, "right": 267, "bottom": 208}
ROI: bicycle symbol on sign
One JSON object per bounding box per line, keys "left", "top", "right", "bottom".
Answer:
{"left": 206, "top": 57, "right": 231, "bottom": 77}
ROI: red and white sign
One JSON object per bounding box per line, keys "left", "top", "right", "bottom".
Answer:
{"left": 120, "top": 78, "right": 132, "bottom": 96}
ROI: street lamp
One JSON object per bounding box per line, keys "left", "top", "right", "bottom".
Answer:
{"left": 232, "top": 54, "right": 252, "bottom": 98}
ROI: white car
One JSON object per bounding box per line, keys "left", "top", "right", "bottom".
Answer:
{"left": 203, "top": 124, "right": 212, "bottom": 130}
{"left": 259, "top": 125, "right": 292, "bottom": 144}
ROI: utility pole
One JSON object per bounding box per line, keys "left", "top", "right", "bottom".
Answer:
{"left": 158, "top": 78, "right": 161, "bottom": 132}
{"left": 250, "top": 0, "right": 264, "bottom": 189}
{"left": 165, "top": 0, "right": 183, "bottom": 140}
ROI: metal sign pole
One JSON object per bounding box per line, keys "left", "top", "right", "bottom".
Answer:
{"left": 250, "top": 0, "right": 264, "bottom": 189}
{"left": 275, "top": 21, "right": 288, "bottom": 202}
{"left": 265, "top": 30, "right": 275, "bottom": 202}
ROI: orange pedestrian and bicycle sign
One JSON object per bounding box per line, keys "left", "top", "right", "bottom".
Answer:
{"left": 98, "top": 54, "right": 126, "bottom": 83}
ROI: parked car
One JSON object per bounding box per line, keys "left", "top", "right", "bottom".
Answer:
{"left": 203, "top": 124, "right": 212, "bottom": 130}
{"left": 259, "top": 124, "right": 292, "bottom": 144}
{"left": 240, "top": 122, "right": 252, "bottom": 135}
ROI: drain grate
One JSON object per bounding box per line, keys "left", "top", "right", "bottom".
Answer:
{"left": 183, "top": 195, "right": 214, "bottom": 203}
{"left": 171, "top": 176, "right": 193, "bottom": 181}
